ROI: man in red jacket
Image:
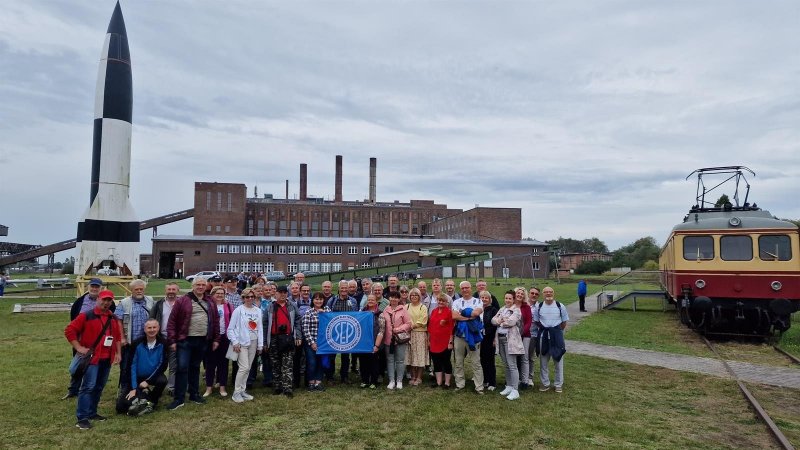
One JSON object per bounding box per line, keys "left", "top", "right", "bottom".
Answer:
{"left": 64, "top": 289, "right": 122, "bottom": 430}
{"left": 166, "top": 277, "right": 221, "bottom": 410}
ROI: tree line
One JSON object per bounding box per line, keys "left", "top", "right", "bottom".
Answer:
{"left": 544, "top": 236, "right": 660, "bottom": 274}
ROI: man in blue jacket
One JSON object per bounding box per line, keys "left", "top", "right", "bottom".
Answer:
{"left": 577, "top": 279, "right": 588, "bottom": 312}
{"left": 125, "top": 319, "right": 168, "bottom": 416}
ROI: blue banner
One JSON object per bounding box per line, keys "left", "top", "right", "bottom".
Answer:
{"left": 316, "top": 312, "right": 374, "bottom": 355}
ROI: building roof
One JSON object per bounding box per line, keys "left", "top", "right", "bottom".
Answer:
{"left": 152, "top": 234, "right": 546, "bottom": 247}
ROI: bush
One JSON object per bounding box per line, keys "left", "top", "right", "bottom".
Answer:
{"left": 575, "top": 260, "right": 612, "bottom": 275}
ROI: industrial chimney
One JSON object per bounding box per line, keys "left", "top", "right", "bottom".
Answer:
{"left": 335, "top": 155, "right": 343, "bottom": 203}
{"left": 285, "top": 179, "right": 289, "bottom": 200}
{"left": 300, "top": 164, "right": 307, "bottom": 201}
{"left": 369, "top": 157, "right": 376, "bottom": 203}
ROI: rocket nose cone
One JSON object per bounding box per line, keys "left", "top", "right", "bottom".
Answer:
{"left": 107, "top": 1, "right": 128, "bottom": 37}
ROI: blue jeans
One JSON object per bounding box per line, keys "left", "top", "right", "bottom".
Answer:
{"left": 304, "top": 344, "right": 323, "bottom": 383}
{"left": 76, "top": 359, "right": 111, "bottom": 421}
{"left": 175, "top": 337, "right": 207, "bottom": 402}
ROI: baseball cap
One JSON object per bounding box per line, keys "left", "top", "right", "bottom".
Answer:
{"left": 276, "top": 285, "right": 289, "bottom": 293}
{"left": 99, "top": 289, "right": 115, "bottom": 300}
{"left": 89, "top": 278, "right": 103, "bottom": 286}
{"left": 208, "top": 275, "right": 223, "bottom": 282}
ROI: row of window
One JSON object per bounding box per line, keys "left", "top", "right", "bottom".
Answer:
{"left": 246, "top": 220, "right": 418, "bottom": 237}
{"left": 206, "top": 225, "right": 232, "bottom": 233}
{"left": 683, "top": 235, "right": 792, "bottom": 261}
{"left": 215, "top": 261, "right": 366, "bottom": 274}
{"left": 216, "top": 244, "right": 370, "bottom": 255}
{"left": 205, "top": 192, "right": 233, "bottom": 212}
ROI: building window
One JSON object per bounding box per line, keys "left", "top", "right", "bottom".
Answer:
{"left": 264, "top": 262, "right": 274, "bottom": 272}
{"left": 287, "top": 245, "right": 298, "bottom": 254}
{"left": 533, "top": 262, "right": 540, "bottom": 270}
{"left": 255, "top": 245, "right": 264, "bottom": 254}
{"left": 333, "top": 246, "right": 342, "bottom": 254}
{"left": 241, "top": 245, "right": 251, "bottom": 254}
{"left": 227, "top": 192, "right": 232, "bottom": 211}
{"left": 361, "top": 262, "right": 371, "bottom": 268}
{"left": 229, "top": 262, "right": 239, "bottom": 272}
{"left": 310, "top": 263, "right": 320, "bottom": 272}
{"left": 287, "top": 263, "right": 298, "bottom": 273}
{"left": 348, "top": 246, "right": 358, "bottom": 255}
{"left": 254, "top": 262, "right": 263, "bottom": 272}
{"left": 332, "top": 263, "right": 342, "bottom": 272}
{"left": 216, "top": 262, "right": 227, "bottom": 272}
{"left": 264, "top": 245, "right": 274, "bottom": 254}
{"left": 217, "top": 245, "right": 227, "bottom": 254}
{"left": 362, "top": 246, "right": 371, "bottom": 254}
{"left": 242, "top": 262, "right": 251, "bottom": 272}
{"left": 299, "top": 245, "right": 309, "bottom": 254}
{"left": 299, "top": 263, "right": 309, "bottom": 272}
{"left": 215, "top": 225, "right": 221, "bottom": 232}
{"left": 225, "top": 225, "right": 230, "bottom": 233}
{"left": 321, "top": 263, "right": 331, "bottom": 273}
{"left": 217, "top": 192, "right": 222, "bottom": 210}
{"left": 229, "top": 245, "right": 240, "bottom": 254}
{"left": 206, "top": 225, "right": 212, "bottom": 232}
{"left": 385, "top": 246, "right": 394, "bottom": 253}
{"left": 532, "top": 248, "right": 539, "bottom": 255}
{"left": 206, "top": 192, "right": 211, "bottom": 211}
{"left": 277, "top": 246, "right": 287, "bottom": 254}
{"left": 310, "top": 245, "right": 320, "bottom": 254}
{"left": 321, "top": 246, "right": 330, "bottom": 255}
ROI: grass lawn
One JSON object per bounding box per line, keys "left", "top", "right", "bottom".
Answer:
{"left": 566, "top": 298, "right": 714, "bottom": 357}
{"left": 0, "top": 301, "right": 784, "bottom": 449}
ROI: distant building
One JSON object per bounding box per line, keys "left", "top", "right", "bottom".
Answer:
{"left": 558, "top": 252, "right": 613, "bottom": 271}
{"left": 0, "top": 224, "right": 7, "bottom": 237}
{"left": 148, "top": 156, "right": 548, "bottom": 279}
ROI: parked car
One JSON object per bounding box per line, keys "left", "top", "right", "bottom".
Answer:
{"left": 186, "top": 271, "right": 220, "bottom": 282}
{"left": 96, "top": 267, "right": 119, "bottom": 276}
{"left": 264, "top": 271, "right": 286, "bottom": 281}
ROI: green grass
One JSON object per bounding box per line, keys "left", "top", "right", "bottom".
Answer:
{"left": 0, "top": 302, "right": 785, "bottom": 449}
{"left": 567, "top": 298, "right": 714, "bottom": 357}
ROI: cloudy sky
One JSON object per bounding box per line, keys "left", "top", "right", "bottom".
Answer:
{"left": 2, "top": 1, "right": 799, "bottom": 260}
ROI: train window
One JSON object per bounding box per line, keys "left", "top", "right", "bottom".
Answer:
{"left": 683, "top": 236, "right": 714, "bottom": 260}
{"left": 720, "top": 235, "right": 753, "bottom": 261}
{"left": 758, "top": 235, "right": 792, "bottom": 261}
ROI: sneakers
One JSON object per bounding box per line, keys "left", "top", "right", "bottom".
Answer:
{"left": 314, "top": 384, "right": 325, "bottom": 392}
{"left": 475, "top": 390, "right": 485, "bottom": 395}
{"left": 395, "top": 381, "right": 403, "bottom": 390}
{"left": 506, "top": 389, "right": 520, "bottom": 400}
{"left": 89, "top": 414, "right": 107, "bottom": 421}
{"left": 189, "top": 396, "right": 206, "bottom": 405}
{"left": 231, "top": 392, "right": 244, "bottom": 403}
{"left": 360, "top": 383, "right": 368, "bottom": 389}
{"left": 138, "top": 403, "right": 154, "bottom": 416}
{"left": 127, "top": 398, "right": 146, "bottom": 416}
{"left": 241, "top": 392, "right": 254, "bottom": 401}
{"left": 75, "top": 419, "right": 92, "bottom": 430}
{"left": 539, "top": 385, "right": 550, "bottom": 392}
{"left": 487, "top": 385, "right": 496, "bottom": 392}
{"left": 519, "top": 383, "right": 530, "bottom": 390}
{"left": 369, "top": 384, "right": 376, "bottom": 389}
{"left": 284, "top": 390, "right": 293, "bottom": 398}
{"left": 499, "top": 386, "right": 512, "bottom": 396}
{"left": 555, "top": 386, "right": 563, "bottom": 393}
{"left": 387, "top": 382, "right": 395, "bottom": 390}
{"left": 166, "top": 400, "right": 185, "bottom": 411}
{"left": 61, "top": 393, "right": 77, "bottom": 400}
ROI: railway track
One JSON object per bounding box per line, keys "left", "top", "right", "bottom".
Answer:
{"left": 773, "top": 345, "right": 800, "bottom": 366}
{"left": 700, "top": 336, "right": 795, "bottom": 450}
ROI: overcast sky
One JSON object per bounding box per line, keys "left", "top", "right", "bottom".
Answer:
{"left": 2, "top": 1, "right": 799, "bottom": 261}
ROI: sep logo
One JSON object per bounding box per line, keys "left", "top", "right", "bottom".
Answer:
{"left": 325, "top": 315, "right": 362, "bottom": 352}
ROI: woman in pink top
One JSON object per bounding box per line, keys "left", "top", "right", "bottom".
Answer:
{"left": 381, "top": 291, "right": 412, "bottom": 390}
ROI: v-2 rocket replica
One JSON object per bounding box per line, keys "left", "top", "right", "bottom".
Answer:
{"left": 75, "top": 2, "right": 139, "bottom": 276}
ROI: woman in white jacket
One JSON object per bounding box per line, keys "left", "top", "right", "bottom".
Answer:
{"left": 227, "top": 288, "right": 264, "bottom": 403}
{"left": 492, "top": 290, "right": 524, "bottom": 400}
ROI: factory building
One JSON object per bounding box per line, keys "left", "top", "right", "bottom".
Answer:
{"left": 150, "top": 156, "right": 548, "bottom": 279}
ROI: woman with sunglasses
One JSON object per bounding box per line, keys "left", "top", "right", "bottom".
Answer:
{"left": 227, "top": 288, "right": 263, "bottom": 403}
{"left": 203, "top": 287, "right": 233, "bottom": 397}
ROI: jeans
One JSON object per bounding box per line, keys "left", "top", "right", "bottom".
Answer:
{"left": 453, "top": 336, "right": 484, "bottom": 391}
{"left": 304, "top": 344, "right": 323, "bottom": 383}
{"left": 498, "top": 335, "right": 520, "bottom": 389}
{"left": 520, "top": 337, "right": 531, "bottom": 385}
{"left": 76, "top": 359, "right": 111, "bottom": 421}
{"left": 385, "top": 343, "right": 407, "bottom": 383}
{"left": 175, "top": 336, "right": 207, "bottom": 402}
{"left": 325, "top": 353, "right": 350, "bottom": 381}
{"left": 539, "top": 354, "right": 564, "bottom": 388}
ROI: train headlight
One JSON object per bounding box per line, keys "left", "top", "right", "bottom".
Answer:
{"left": 771, "top": 281, "right": 782, "bottom": 292}
{"left": 695, "top": 279, "right": 706, "bottom": 289}
{"left": 728, "top": 217, "right": 741, "bottom": 227}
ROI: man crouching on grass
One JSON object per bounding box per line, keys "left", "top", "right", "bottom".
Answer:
{"left": 65, "top": 289, "right": 122, "bottom": 430}
{"left": 125, "top": 319, "right": 168, "bottom": 416}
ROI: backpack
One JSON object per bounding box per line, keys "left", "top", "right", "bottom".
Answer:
{"left": 536, "top": 301, "right": 566, "bottom": 323}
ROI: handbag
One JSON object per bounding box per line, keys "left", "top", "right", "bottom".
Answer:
{"left": 225, "top": 343, "right": 238, "bottom": 361}
{"left": 388, "top": 309, "right": 411, "bottom": 344}
{"left": 69, "top": 313, "right": 113, "bottom": 378}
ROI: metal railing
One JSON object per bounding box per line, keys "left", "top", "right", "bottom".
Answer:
{"left": 596, "top": 270, "right": 664, "bottom": 311}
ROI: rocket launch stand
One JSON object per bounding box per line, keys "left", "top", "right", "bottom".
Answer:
{"left": 75, "top": 275, "right": 136, "bottom": 297}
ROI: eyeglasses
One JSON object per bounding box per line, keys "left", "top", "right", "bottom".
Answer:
{"left": 243, "top": 295, "right": 256, "bottom": 299}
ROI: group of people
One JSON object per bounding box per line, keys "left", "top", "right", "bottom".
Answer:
{"left": 63, "top": 273, "right": 569, "bottom": 430}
